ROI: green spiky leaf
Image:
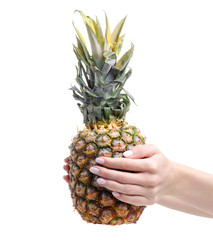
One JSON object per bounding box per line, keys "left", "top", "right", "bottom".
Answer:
{"left": 71, "top": 11, "right": 136, "bottom": 125}
{"left": 113, "top": 34, "right": 125, "bottom": 56}
{"left": 123, "top": 87, "right": 136, "bottom": 105}
{"left": 115, "top": 43, "right": 134, "bottom": 71}
{"left": 95, "top": 16, "right": 104, "bottom": 46}
{"left": 85, "top": 24, "right": 104, "bottom": 69}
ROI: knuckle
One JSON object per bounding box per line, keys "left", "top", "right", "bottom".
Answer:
{"left": 117, "top": 173, "right": 127, "bottom": 183}
{"left": 148, "top": 144, "right": 160, "bottom": 154}
{"left": 126, "top": 186, "right": 136, "bottom": 195}
{"left": 150, "top": 144, "right": 158, "bottom": 151}
{"left": 145, "top": 160, "right": 156, "bottom": 172}
{"left": 133, "top": 144, "right": 144, "bottom": 154}
{"left": 148, "top": 187, "right": 158, "bottom": 198}
{"left": 147, "top": 175, "right": 159, "bottom": 187}
{"left": 138, "top": 144, "right": 144, "bottom": 151}
{"left": 149, "top": 161, "right": 158, "bottom": 172}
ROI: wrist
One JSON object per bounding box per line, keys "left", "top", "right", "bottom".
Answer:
{"left": 166, "top": 161, "right": 183, "bottom": 197}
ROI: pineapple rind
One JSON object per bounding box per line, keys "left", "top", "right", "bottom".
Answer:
{"left": 68, "top": 121, "right": 146, "bottom": 225}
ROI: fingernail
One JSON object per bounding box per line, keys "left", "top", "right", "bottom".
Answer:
{"left": 123, "top": 150, "right": 133, "bottom": 157}
{"left": 97, "top": 178, "right": 106, "bottom": 185}
{"left": 96, "top": 158, "right": 104, "bottom": 164}
{"left": 112, "top": 192, "right": 120, "bottom": 197}
{"left": 89, "top": 167, "right": 99, "bottom": 174}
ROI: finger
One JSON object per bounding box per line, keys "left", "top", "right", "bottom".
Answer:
{"left": 90, "top": 166, "right": 158, "bottom": 186}
{"left": 95, "top": 157, "right": 151, "bottom": 172}
{"left": 64, "top": 157, "right": 70, "bottom": 163}
{"left": 123, "top": 144, "right": 160, "bottom": 159}
{"left": 97, "top": 178, "right": 146, "bottom": 196}
{"left": 112, "top": 192, "right": 150, "bottom": 206}
{"left": 90, "top": 166, "right": 148, "bottom": 185}
{"left": 63, "top": 175, "right": 70, "bottom": 183}
{"left": 63, "top": 164, "right": 70, "bottom": 173}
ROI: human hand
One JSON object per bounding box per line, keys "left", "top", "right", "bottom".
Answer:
{"left": 63, "top": 145, "right": 213, "bottom": 216}
{"left": 89, "top": 144, "right": 176, "bottom": 206}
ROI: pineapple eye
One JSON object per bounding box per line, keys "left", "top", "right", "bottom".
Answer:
{"left": 108, "top": 129, "right": 120, "bottom": 138}
{"left": 111, "top": 138, "right": 126, "bottom": 152}
{"left": 100, "top": 191, "right": 116, "bottom": 206}
{"left": 76, "top": 197, "right": 87, "bottom": 213}
{"left": 85, "top": 131, "right": 97, "bottom": 143}
{"left": 87, "top": 201, "right": 101, "bottom": 217}
{"left": 71, "top": 163, "right": 80, "bottom": 177}
{"left": 73, "top": 133, "right": 80, "bottom": 141}
{"left": 78, "top": 168, "right": 92, "bottom": 184}
{"left": 112, "top": 152, "right": 123, "bottom": 158}
{"left": 99, "top": 207, "right": 116, "bottom": 224}
{"left": 70, "top": 174, "right": 76, "bottom": 189}
{"left": 133, "top": 135, "right": 142, "bottom": 145}
{"left": 120, "top": 132, "right": 133, "bottom": 143}
{"left": 97, "top": 134, "right": 110, "bottom": 142}
{"left": 109, "top": 217, "right": 124, "bottom": 225}
{"left": 70, "top": 148, "right": 78, "bottom": 160}
{"left": 96, "top": 134, "right": 112, "bottom": 147}
{"left": 75, "top": 139, "right": 86, "bottom": 152}
{"left": 85, "top": 143, "right": 98, "bottom": 151}
{"left": 125, "top": 210, "right": 138, "bottom": 223}
{"left": 84, "top": 143, "right": 98, "bottom": 157}
{"left": 88, "top": 214, "right": 102, "bottom": 224}
{"left": 86, "top": 186, "right": 99, "bottom": 200}
{"left": 75, "top": 181, "right": 86, "bottom": 197}
{"left": 76, "top": 153, "right": 88, "bottom": 168}
{"left": 115, "top": 202, "right": 130, "bottom": 217}
{"left": 97, "top": 147, "right": 112, "bottom": 157}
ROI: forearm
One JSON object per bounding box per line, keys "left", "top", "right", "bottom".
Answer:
{"left": 158, "top": 195, "right": 213, "bottom": 218}
{"left": 168, "top": 162, "right": 213, "bottom": 215}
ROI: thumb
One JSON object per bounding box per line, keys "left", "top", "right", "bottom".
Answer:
{"left": 123, "top": 144, "right": 159, "bottom": 159}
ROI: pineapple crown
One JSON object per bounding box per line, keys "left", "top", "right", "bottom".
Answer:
{"left": 71, "top": 10, "right": 135, "bottom": 126}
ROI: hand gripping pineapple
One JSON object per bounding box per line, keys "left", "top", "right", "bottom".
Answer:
{"left": 67, "top": 11, "right": 146, "bottom": 225}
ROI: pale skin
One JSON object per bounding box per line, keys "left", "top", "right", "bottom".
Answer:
{"left": 63, "top": 144, "right": 213, "bottom": 218}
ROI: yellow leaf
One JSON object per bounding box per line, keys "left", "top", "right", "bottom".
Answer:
{"left": 72, "top": 21, "right": 86, "bottom": 46}
{"left": 111, "top": 16, "right": 127, "bottom": 44}
{"left": 75, "top": 10, "right": 95, "bottom": 33}
{"left": 104, "top": 12, "right": 112, "bottom": 49}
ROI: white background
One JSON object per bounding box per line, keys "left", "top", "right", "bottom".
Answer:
{"left": 0, "top": 0, "right": 212, "bottom": 239}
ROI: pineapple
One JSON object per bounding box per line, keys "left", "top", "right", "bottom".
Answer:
{"left": 68, "top": 10, "right": 146, "bottom": 225}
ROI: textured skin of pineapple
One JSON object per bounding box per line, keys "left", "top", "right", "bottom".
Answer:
{"left": 68, "top": 121, "right": 146, "bottom": 225}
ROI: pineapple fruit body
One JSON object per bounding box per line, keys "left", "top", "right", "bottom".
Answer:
{"left": 68, "top": 121, "right": 146, "bottom": 225}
